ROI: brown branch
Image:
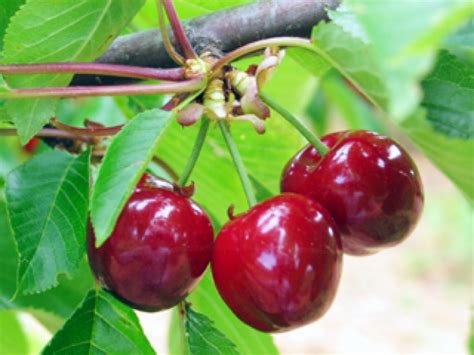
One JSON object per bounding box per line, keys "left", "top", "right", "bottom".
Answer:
{"left": 72, "top": 0, "right": 340, "bottom": 85}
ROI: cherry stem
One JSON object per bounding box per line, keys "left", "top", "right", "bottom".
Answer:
{"left": 218, "top": 120, "right": 257, "bottom": 207}
{"left": 260, "top": 92, "right": 330, "bottom": 155}
{"left": 0, "top": 63, "right": 186, "bottom": 81}
{"left": 0, "top": 78, "right": 206, "bottom": 99}
{"left": 178, "top": 117, "right": 210, "bottom": 186}
{"left": 156, "top": 0, "right": 185, "bottom": 65}
{"left": 161, "top": 0, "right": 197, "bottom": 60}
{"left": 211, "top": 37, "right": 312, "bottom": 76}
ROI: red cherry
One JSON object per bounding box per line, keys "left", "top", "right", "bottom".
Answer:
{"left": 23, "top": 137, "right": 40, "bottom": 153}
{"left": 88, "top": 175, "right": 214, "bottom": 311}
{"left": 281, "top": 130, "right": 424, "bottom": 255}
{"left": 211, "top": 193, "right": 342, "bottom": 332}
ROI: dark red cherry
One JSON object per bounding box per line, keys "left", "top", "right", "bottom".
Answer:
{"left": 88, "top": 174, "right": 214, "bottom": 311}
{"left": 23, "top": 137, "right": 40, "bottom": 153}
{"left": 281, "top": 131, "right": 424, "bottom": 255}
{"left": 211, "top": 194, "right": 342, "bottom": 332}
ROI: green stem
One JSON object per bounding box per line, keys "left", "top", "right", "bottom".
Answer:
{"left": 218, "top": 120, "right": 257, "bottom": 207}
{"left": 260, "top": 92, "right": 330, "bottom": 155}
{"left": 177, "top": 118, "right": 210, "bottom": 186}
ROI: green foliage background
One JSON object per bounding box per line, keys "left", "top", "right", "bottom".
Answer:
{"left": 0, "top": 0, "right": 472, "bottom": 354}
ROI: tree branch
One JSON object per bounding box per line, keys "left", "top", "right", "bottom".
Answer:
{"left": 72, "top": 0, "right": 340, "bottom": 85}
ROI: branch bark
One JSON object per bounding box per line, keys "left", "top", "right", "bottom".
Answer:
{"left": 72, "top": 0, "right": 340, "bottom": 85}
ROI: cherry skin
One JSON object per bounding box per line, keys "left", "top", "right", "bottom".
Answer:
{"left": 211, "top": 193, "right": 342, "bottom": 333}
{"left": 23, "top": 137, "right": 40, "bottom": 154}
{"left": 88, "top": 174, "right": 214, "bottom": 311}
{"left": 281, "top": 130, "right": 424, "bottom": 255}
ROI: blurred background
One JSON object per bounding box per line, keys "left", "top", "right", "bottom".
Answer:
{"left": 0, "top": 0, "right": 472, "bottom": 354}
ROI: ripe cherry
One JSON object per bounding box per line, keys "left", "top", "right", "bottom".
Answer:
{"left": 88, "top": 174, "right": 214, "bottom": 311}
{"left": 23, "top": 137, "right": 40, "bottom": 153}
{"left": 281, "top": 131, "right": 424, "bottom": 255}
{"left": 211, "top": 194, "right": 342, "bottom": 332}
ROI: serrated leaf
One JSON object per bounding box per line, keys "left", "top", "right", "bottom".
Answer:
{"left": 0, "top": 197, "right": 93, "bottom": 318}
{"left": 343, "top": 0, "right": 474, "bottom": 119}
{"left": 421, "top": 50, "right": 474, "bottom": 139}
{"left": 43, "top": 288, "right": 155, "bottom": 355}
{"left": 5, "top": 150, "right": 90, "bottom": 294}
{"left": 327, "top": 3, "right": 368, "bottom": 43}
{"left": 0, "top": 0, "right": 25, "bottom": 51}
{"left": 289, "top": 22, "right": 389, "bottom": 111}
{"left": 186, "top": 271, "right": 278, "bottom": 355}
{"left": 2, "top": 0, "right": 145, "bottom": 144}
{"left": 182, "top": 303, "right": 240, "bottom": 355}
{"left": 401, "top": 109, "right": 474, "bottom": 203}
{"left": 91, "top": 109, "right": 174, "bottom": 246}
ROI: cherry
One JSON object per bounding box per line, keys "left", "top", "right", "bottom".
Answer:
{"left": 211, "top": 193, "right": 342, "bottom": 332}
{"left": 23, "top": 137, "right": 40, "bottom": 153}
{"left": 88, "top": 174, "right": 214, "bottom": 311}
{"left": 281, "top": 130, "right": 424, "bottom": 255}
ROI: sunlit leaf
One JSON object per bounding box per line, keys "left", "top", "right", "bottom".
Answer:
{"left": 421, "top": 50, "right": 474, "bottom": 139}
{"left": 401, "top": 109, "right": 474, "bottom": 203}
{"left": 6, "top": 150, "right": 90, "bottom": 293}
{"left": 0, "top": 311, "right": 29, "bottom": 355}
{"left": 0, "top": 0, "right": 25, "bottom": 51}
{"left": 2, "top": 0, "right": 145, "bottom": 143}
{"left": 43, "top": 288, "right": 155, "bottom": 354}
{"left": 91, "top": 109, "right": 174, "bottom": 246}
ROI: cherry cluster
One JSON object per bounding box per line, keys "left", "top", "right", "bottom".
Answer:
{"left": 88, "top": 130, "right": 423, "bottom": 332}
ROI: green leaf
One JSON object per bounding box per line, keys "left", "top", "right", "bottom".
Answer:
{"left": 175, "top": 0, "right": 252, "bottom": 17}
{"left": 114, "top": 95, "right": 166, "bottom": 120}
{"left": 344, "top": 0, "right": 474, "bottom": 119}
{"left": 249, "top": 174, "right": 273, "bottom": 203}
{"left": 401, "top": 109, "right": 474, "bottom": 203}
{"left": 0, "top": 311, "right": 29, "bottom": 355}
{"left": 43, "top": 288, "right": 155, "bottom": 355}
{"left": 185, "top": 271, "right": 278, "bottom": 355}
{"left": 327, "top": 3, "right": 368, "bottom": 43}
{"left": 57, "top": 97, "right": 127, "bottom": 128}
{"left": 0, "top": 196, "right": 93, "bottom": 319}
{"left": 0, "top": 0, "right": 25, "bottom": 51}
{"left": 444, "top": 20, "right": 474, "bottom": 65}
{"left": 91, "top": 109, "right": 174, "bottom": 246}
{"left": 0, "top": 107, "right": 10, "bottom": 122}
{"left": 320, "top": 72, "right": 383, "bottom": 132}
{"left": 304, "top": 87, "right": 329, "bottom": 135}
{"left": 2, "top": 0, "right": 145, "bottom": 144}
{"left": 5, "top": 150, "right": 90, "bottom": 294}
{"left": 421, "top": 50, "right": 474, "bottom": 139}
{"left": 182, "top": 303, "right": 240, "bottom": 355}
{"left": 290, "top": 22, "right": 389, "bottom": 111}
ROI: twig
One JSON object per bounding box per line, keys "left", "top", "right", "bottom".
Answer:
{"left": 72, "top": 0, "right": 340, "bottom": 85}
